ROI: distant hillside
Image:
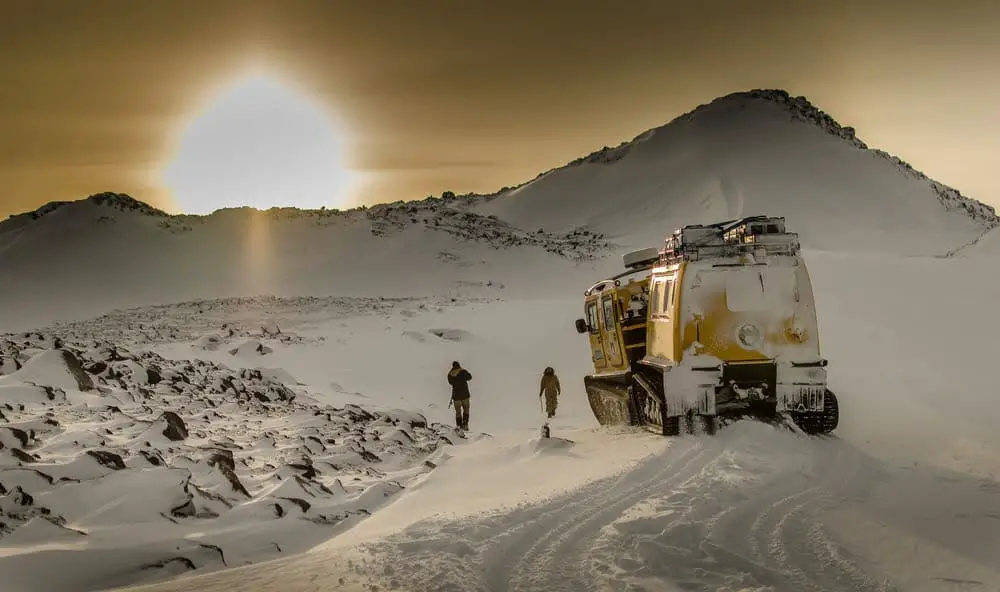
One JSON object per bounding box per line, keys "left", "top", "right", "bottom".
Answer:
{"left": 2, "top": 88, "right": 996, "bottom": 330}
{"left": 0, "top": 191, "right": 609, "bottom": 331}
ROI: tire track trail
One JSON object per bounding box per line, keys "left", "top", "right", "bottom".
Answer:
{"left": 499, "top": 440, "right": 722, "bottom": 592}
{"left": 352, "top": 424, "right": 899, "bottom": 592}
{"left": 597, "top": 428, "right": 896, "bottom": 591}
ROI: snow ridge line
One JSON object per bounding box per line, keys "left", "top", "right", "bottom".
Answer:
{"left": 938, "top": 225, "right": 999, "bottom": 258}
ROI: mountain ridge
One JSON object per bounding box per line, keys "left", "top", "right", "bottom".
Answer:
{"left": 3, "top": 88, "right": 996, "bottom": 228}
{"left": 550, "top": 89, "right": 996, "bottom": 225}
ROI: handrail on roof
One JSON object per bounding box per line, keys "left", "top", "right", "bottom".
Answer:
{"left": 585, "top": 262, "right": 655, "bottom": 295}
{"left": 586, "top": 215, "right": 796, "bottom": 296}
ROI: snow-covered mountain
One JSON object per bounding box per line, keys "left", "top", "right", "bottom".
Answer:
{"left": 475, "top": 89, "right": 997, "bottom": 253}
{"left": 0, "top": 192, "right": 608, "bottom": 331}
{"left": 1, "top": 88, "right": 995, "bottom": 330}
{"left": 2, "top": 89, "right": 1000, "bottom": 592}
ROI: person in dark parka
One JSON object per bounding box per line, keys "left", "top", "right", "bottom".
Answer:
{"left": 539, "top": 366, "right": 560, "bottom": 418}
{"left": 447, "top": 361, "right": 472, "bottom": 430}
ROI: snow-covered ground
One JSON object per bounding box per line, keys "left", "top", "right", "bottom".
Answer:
{"left": 1, "top": 252, "right": 998, "bottom": 592}
{"left": 1, "top": 89, "right": 999, "bottom": 592}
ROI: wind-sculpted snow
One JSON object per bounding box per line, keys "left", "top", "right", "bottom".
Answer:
{"left": 0, "top": 331, "right": 476, "bottom": 591}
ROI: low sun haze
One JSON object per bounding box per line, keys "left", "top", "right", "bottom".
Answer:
{"left": 1, "top": 0, "right": 998, "bottom": 217}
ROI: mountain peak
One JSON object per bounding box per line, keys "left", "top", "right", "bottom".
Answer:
{"left": 83, "top": 192, "right": 169, "bottom": 217}
{"left": 712, "top": 89, "right": 997, "bottom": 223}
{"left": 558, "top": 88, "right": 867, "bottom": 170}
{"left": 556, "top": 88, "right": 996, "bottom": 226}
{"left": 8, "top": 192, "right": 169, "bottom": 223}
{"left": 701, "top": 88, "right": 867, "bottom": 148}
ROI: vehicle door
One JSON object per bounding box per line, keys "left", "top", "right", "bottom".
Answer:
{"left": 600, "top": 293, "right": 625, "bottom": 369}
{"left": 647, "top": 275, "right": 676, "bottom": 361}
{"left": 586, "top": 299, "right": 607, "bottom": 369}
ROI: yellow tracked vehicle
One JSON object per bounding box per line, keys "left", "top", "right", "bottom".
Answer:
{"left": 574, "top": 216, "right": 839, "bottom": 436}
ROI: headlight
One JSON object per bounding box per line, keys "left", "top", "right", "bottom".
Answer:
{"left": 737, "top": 323, "right": 762, "bottom": 349}
{"left": 785, "top": 324, "right": 807, "bottom": 343}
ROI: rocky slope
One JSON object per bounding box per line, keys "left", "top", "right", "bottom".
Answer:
{"left": 0, "top": 324, "right": 475, "bottom": 589}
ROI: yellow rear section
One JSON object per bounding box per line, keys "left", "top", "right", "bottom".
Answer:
{"left": 579, "top": 216, "right": 835, "bottom": 428}
{"left": 648, "top": 255, "right": 820, "bottom": 365}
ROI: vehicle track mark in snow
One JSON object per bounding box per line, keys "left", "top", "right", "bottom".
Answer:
{"left": 351, "top": 427, "right": 900, "bottom": 592}
{"left": 766, "top": 435, "right": 896, "bottom": 592}
{"left": 746, "top": 487, "right": 815, "bottom": 566}
{"left": 768, "top": 492, "right": 826, "bottom": 591}
{"left": 349, "top": 438, "right": 706, "bottom": 592}
{"left": 590, "top": 427, "right": 898, "bottom": 592}
{"left": 480, "top": 439, "right": 708, "bottom": 591}
{"left": 500, "top": 439, "right": 717, "bottom": 592}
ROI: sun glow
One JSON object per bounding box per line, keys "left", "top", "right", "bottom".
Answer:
{"left": 161, "top": 73, "right": 356, "bottom": 214}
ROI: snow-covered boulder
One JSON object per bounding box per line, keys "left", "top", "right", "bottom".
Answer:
{"left": 1, "top": 349, "right": 94, "bottom": 391}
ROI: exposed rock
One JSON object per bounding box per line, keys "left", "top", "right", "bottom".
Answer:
{"left": 86, "top": 450, "right": 126, "bottom": 470}
{"left": 10, "top": 448, "right": 36, "bottom": 463}
{"left": 0, "top": 328, "right": 469, "bottom": 588}
{"left": 160, "top": 411, "right": 188, "bottom": 441}
{"left": 85, "top": 361, "right": 108, "bottom": 375}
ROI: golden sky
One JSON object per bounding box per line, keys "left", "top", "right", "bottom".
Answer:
{"left": 1, "top": 0, "right": 998, "bottom": 217}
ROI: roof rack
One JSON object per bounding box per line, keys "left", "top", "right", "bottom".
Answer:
{"left": 622, "top": 247, "right": 659, "bottom": 270}
{"left": 586, "top": 216, "right": 799, "bottom": 296}
{"left": 659, "top": 215, "right": 799, "bottom": 265}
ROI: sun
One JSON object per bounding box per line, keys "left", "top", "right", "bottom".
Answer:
{"left": 161, "top": 73, "right": 355, "bottom": 214}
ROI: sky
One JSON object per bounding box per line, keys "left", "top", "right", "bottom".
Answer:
{"left": 1, "top": 0, "right": 998, "bottom": 217}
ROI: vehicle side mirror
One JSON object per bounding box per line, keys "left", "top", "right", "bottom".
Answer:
{"left": 575, "top": 318, "right": 588, "bottom": 334}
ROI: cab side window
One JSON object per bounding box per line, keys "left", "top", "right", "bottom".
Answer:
{"left": 651, "top": 277, "right": 674, "bottom": 319}
{"left": 586, "top": 301, "right": 599, "bottom": 334}
{"left": 649, "top": 279, "right": 662, "bottom": 313}
{"left": 660, "top": 279, "right": 673, "bottom": 317}
{"left": 601, "top": 295, "right": 615, "bottom": 330}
